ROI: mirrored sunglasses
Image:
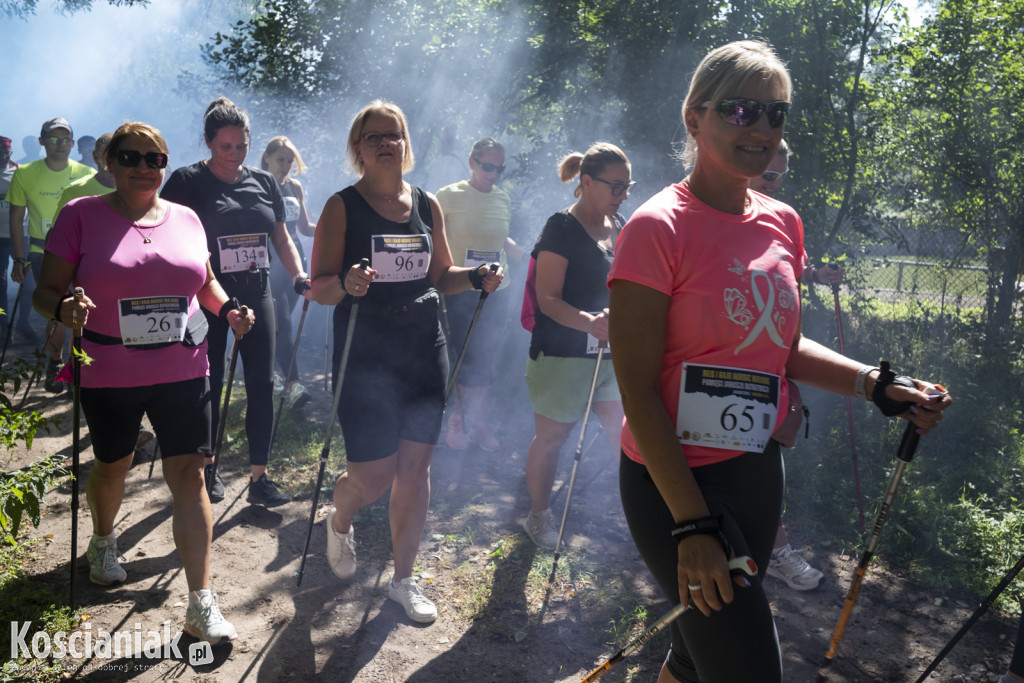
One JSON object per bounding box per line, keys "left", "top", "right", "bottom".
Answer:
{"left": 761, "top": 170, "right": 788, "bottom": 182}
{"left": 116, "top": 150, "right": 169, "bottom": 169}
{"left": 46, "top": 136, "right": 73, "bottom": 146}
{"left": 714, "top": 98, "right": 790, "bottom": 129}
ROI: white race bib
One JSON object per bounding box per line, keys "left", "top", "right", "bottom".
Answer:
{"left": 372, "top": 234, "right": 430, "bottom": 282}
{"left": 283, "top": 196, "right": 301, "bottom": 223}
{"left": 217, "top": 233, "right": 270, "bottom": 273}
{"left": 464, "top": 248, "right": 500, "bottom": 271}
{"left": 118, "top": 296, "right": 188, "bottom": 347}
{"left": 676, "top": 363, "right": 780, "bottom": 452}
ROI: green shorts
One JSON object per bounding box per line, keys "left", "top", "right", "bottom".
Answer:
{"left": 525, "top": 352, "right": 620, "bottom": 423}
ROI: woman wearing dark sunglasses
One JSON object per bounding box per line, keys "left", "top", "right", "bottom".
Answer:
{"left": 608, "top": 41, "right": 951, "bottom": 682}
{"left": 162, "top": 97, "right": 311, "bottom": 508}
{"left": 436, "top": 137, "right": 523, "bottom": 451}
{"left": 309, "top": 100, "right": 502, "bottom": 624}
{"left": 520, "top": 142, "right": 631, "bottom": 549}
{"left": 34, "top": 121, "right": 250, "bottom": 645}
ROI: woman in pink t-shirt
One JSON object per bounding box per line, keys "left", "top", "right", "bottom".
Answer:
{"left": 607, "top": 41, "right": 952, "bottom": 682}
{"left": 34, "top": 121, "right": 253, "bottom": 647}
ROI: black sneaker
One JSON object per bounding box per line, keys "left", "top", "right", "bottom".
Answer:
{"left": 247, "top": 475, "right": 291, "bottom": 507}
{"left": 204, "top": 464, "right": 225, "bottom": 503}
{"left": 44, "top": 358, "right": 65, "bottom": 393}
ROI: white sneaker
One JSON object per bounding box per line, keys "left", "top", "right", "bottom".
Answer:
{"left": 766, "top": 545, "right": 824, "bottom": 591}
{"left": 184, "top": 590, "right": 238, "bottom": 645}
{"left": 285, "top": 382, "right": 311, "bottom": 411}
{"left": 388, "top": 575, "right": 437, "bottom": 623}
{"left": 87, "top": 533, "right": 127, "bottom": 586}
{"left": 521, "top": 509, "right": 559, "bottom": 549}
{"left": 326, "top": 508, "right": 357, "bottom": 579}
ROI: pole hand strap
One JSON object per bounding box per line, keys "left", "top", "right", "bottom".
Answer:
{"left": 871, "top": 361, "right": 917, "bottom": 417}
{"left": 670, "top": 515, "right": 732, "bottom": 558}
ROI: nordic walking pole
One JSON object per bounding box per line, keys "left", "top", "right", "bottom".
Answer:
{"left": 914, "top": 553, "right": 1024, "bottom": 682}
{"left": 445, "top": 263, "right": 499, "bottom": 402}
{"left": 815, "top": 420, "right": 922, "bottom": 681}
{"left": 270, "top": 280, "right": 312, "bottom": 450}
{"left": 69, "top": 287, "right": 85, "bottom": 609}
{"left": 550, "top": 344, "right": 605, "bottom": 583}
{"left": 208, "top": 304, "right": 249, "bottom": 497}
{"left": 297, "top": 258, "right": 368, "bottom": 587}
{"left": 832, "top": 274, "right": 865, "bottom": 534}
{"left": 323, "top": 305, "right": 331, "bottom": 392}
{"left": 580, "top": 556, "right": 758, "bottom": 682}
{"left": 0, "top": 280, "right": 23, "bottom": 369}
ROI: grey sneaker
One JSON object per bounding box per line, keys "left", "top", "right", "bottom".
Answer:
{"left": 521, "top": 509, "right": 559, "bottom": 549}
{"left": 87, "top": 533, "right": 127, "bottom": 586}
{"left": 387, "top": 575, "right": 437, "bottom": 623}
{"left": 766, "top": 545, "right": 824, "bottom": 591}
{"left": 247, "top": 474, "right": 291, "bottom": 507}
{"left": 326, "top": 508, "right": 356, "bottom": 579}
{"left": 284, "top": 382, "right": 311, "bottom": 411}
{"left": 184, "top": 591, "right": 238, "bottom": 645}
{"left": 204, "top": 465, "right": 225, "bottom": 503}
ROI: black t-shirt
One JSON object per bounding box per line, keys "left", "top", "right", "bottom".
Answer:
{"left": 162, "top": 162, "right": 286, "bottom": 274}
{"left": 529, "top": 209, "right": 623, "bottom": 359}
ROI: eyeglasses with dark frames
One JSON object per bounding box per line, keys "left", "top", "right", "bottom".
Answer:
{"left": 710, "top": 98, "right": 790, "bottom": 129}
{"left": 116, "top": 150, "right": 169, "bottom": 169}
{"left": 591, "top": 176, "right": 636, "bottom": 197}
{"left": 360, "top": 130, "right": 405, "bottom": 147}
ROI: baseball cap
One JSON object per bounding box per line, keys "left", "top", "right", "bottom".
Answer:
{"left": 40, "top": 118, "right": 73, "bottom": 138}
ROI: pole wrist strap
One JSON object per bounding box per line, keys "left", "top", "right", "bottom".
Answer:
{"left": 670, "top": 515, "right": 732, "bottom": 557}
{"left": 871, "top": 361, "right": 917, "bottom": 416}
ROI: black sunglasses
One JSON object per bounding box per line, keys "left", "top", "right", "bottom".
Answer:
{"left": 714, "top": 98, "right": 790, "bottom": 129}
{"left": 761, "top": 170, "right": 788, "bottom": 182}
{"left": 116, "top": 149, "right": 169, "bottom": 169}
{"left": 473, "top": 158, "right": 505, "bottom": 174}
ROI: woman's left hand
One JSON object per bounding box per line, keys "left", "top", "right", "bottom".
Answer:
{"left": 480, "top": 264, "right": 503, "bottom": 293}
{"left": 293, "top": 272, "right": 313, "bottom": 301}
{"left": 886, "top": 379, "right": 952, "bottom": 435}
{"left": 226, "top": 306, "right": 255, "bottom": 338}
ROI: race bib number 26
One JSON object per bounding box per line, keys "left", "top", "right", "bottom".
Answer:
{"left": 676, "top": 364, "right": 780, "bottom": 452}
{"left": 118, "top": 296, "right": 188, "bottom": 347}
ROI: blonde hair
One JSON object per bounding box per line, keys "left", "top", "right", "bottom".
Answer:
{"left": 680, "top": 41, "right": 792, "bottom": 167}
{"left": 346, "top": 100, "right": 415, "bottom": 175}
{"left": 558, "top": 142, "right": 630, "bottom": 198}
{"left": 105, "top": 121, "right": 168, "bottom": 170}
{"left": 261, "top": 135, "right": 307, "bottom": 175}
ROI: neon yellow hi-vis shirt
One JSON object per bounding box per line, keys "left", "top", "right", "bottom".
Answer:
{"left": 437, "top": 180, "right": 512, "bottom": 291}
{"left": 6, "top": 159, "right": 94, "bottom": 254}
{"left": 55, "top": 174, "right": 114, "bottom": 219}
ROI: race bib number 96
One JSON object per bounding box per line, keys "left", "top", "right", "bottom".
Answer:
{"left": 118, "top": 296, "right": 188, "bottom": 346}
{"left": 372, "top": 234, "right": 430, "bottom": 282}
{"left": 676, "top": 364, "right": 780, "bottom": 452}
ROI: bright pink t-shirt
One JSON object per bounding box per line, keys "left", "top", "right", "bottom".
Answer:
{"left": 46, "top": 195, "right": 210, "bottom": 388}
{"left": 608, "top": 182, "right": 806, "bottom": 468}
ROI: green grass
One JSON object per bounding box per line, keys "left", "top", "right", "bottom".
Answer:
{"left": 847, "top": 258, "right": 990, "bottom": 299}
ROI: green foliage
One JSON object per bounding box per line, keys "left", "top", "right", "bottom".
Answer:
{"left": 0, "top": 455, "right": 66, "bottom": 547}
{"left": 1, "top": 0, "right": 149, "bottom": 19}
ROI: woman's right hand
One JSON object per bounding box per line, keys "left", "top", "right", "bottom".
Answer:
{"left": 343, "top": 262, "right": 375, "bottom": 297}
{"left": 676, "top": 535, "right": 739, "bottom": 617}
{"left": 591, "top": 309, "right": 610, "bottom": 342}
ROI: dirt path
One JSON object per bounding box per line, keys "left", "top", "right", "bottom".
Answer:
{"left": 2, "top": 324, "right": 1019, "bottom": 683}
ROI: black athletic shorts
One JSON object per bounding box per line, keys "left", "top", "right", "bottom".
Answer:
{"left": 80, "top": 377, "right": 213, "bottom": 463}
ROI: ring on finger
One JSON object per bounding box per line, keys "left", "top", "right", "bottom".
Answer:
{"left": 687, "top": 583, "right": 702, "bottom": 591}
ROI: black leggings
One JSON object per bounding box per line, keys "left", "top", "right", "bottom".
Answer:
{"left": 206, "top": 280, "right": 276, "bottom": 467}
{"left": 619, "top": 446, "right": 784, "bottom": 682}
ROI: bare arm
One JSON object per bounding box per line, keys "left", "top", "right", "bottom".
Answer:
{"left": 291, "top": 179, "right": 315, "bottom": 237}
{"left": 535, "top": 249, "right": 606, "bottom": 341}
{"left": 9, "top": 204, "right": 28, "bottom": 283}
{"left": 196, "top": 261, "right": 254, "bottom": 336}
{"left": 609, "top": 279, "right": 733, "bottom": 615}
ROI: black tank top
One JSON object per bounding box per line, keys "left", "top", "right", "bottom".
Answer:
{"left": 337, "top": 184, "right": 436, "bottom": 311}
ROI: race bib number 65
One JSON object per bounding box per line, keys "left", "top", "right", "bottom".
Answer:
{"left": 676, "top": 364, "right": 780, "bottom": 452}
